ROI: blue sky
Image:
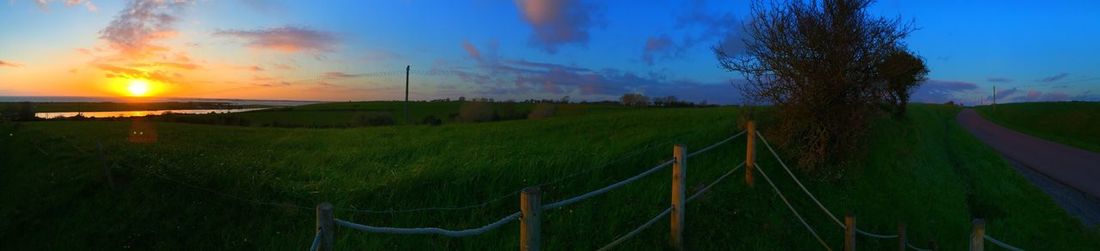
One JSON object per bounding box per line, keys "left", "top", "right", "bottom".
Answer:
{"left": 0, "top": 0, "right": 1097, "bottom": 103}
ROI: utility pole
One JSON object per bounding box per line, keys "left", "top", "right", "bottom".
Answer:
{"left": 992, "top": 85, "right": 996, "bottom": 110}
{"left": 405, "top": 65, "right": 410, "bottom": 123}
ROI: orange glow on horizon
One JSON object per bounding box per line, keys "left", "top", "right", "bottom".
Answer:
{"left": 127, "top": 79, "right": 151, "bottom": 97}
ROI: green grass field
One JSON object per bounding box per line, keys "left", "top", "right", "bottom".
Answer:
{"left": 975, "top": 102, "right": 1100, "bottom": 153}
{"left": 165, "top": 101, "right": 627, "bottom": 128}
{"left": 1, "top": 104, "right": 1096, "bottom": 250}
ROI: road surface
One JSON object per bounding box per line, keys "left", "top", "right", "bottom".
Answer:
{"left": 957, "top": 109, "right": 1100, "bottom": 227}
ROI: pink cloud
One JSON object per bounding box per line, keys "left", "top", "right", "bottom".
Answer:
{"left": 515, "top": 0, "right": 600, "bottom": 53}
{"left": 0, "top": 60, "right": 23, "bottom": 68}
{"left": 462, "top": 40, "right": 481, "bottom": 60}
{"left": 214, "top": 26, "right": 339, "bottom": 53}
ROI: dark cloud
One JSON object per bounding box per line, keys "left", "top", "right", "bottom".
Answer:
{"left": 99, "top": 0, "right": 192, "bottom": 57}
{"left": 214, "top": 26, "right": 339, "bottom": 53}
{"left": 1037, "top": 73, "right": 1069, "bottom": 83}
{"left": 994, "top": 87, "right": 1019, "bottom": 99}
{"left": 910, "top": 79, "right": 978, "bottom": 103}
{"left": 0, "top": 60, "right": 23, "bottom": 68}
{"left": 643, "top": 0, "right": 746, "bottom": 65}
{"left": 320, "top": 71, "right": 360, "bottom": 79}
{"left": 439, "top": 45, "right": 743, "bottom": 103}
{"left": 1010, "top": 90, "right": 1072, "bottom": 102}
{"left": 986, "top": 77, "right": 1013, "bottom": 83}
{"left": 641, "top": 34, "right": 675, "bottom": 65}
{"left": 515, "top": 0, "right": 601, "bottom": 54}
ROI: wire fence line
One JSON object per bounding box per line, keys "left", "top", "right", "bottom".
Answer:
{"left": 331, "top": 131, "right": 746, "bottom": 238}
{"left": 545, "top": 132, "right": 743, "bottom": 210}
{"left": 756, "top": 131, "right": 845, "bottom": 229}
{"left": 855, "top": 229, "right": 898, "bottom": 239}
{"left": 756, "top": 164, "right": 833, "bottom": 251}
{"left": 906, "top": 242, "right": 932, "bottom": 251}
{"left": 335, "top": 212, "right": 521, "bottom": 237}
{"left": 598, "top": 161, "right": 747, "bottom": 251}
{"left": 309, "top": 231, "right": 322, "bottom": 251}
{"left": 985, "top": 235, "right": 1025, "bottom": 251}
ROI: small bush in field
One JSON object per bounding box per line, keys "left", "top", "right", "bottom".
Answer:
{"left": 528, "top": 103, "right": 557, "bottom": 119}
{"left": 421, "top": 115, "right": 442, "bottom": 126}
{"left": 458, "top": 102, "right": 494, "bottom": 122}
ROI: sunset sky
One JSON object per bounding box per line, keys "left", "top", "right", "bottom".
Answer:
{"left": 1, "top": 0, "right": 1098, "bottom": 104}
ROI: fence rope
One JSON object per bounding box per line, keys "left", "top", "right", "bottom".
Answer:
{"left": 542, "top": 159, "right": 675, "bottom": 210}
{"left": 757, "top": 164, "right": 833, "bottom": 251}
{"left": 756, "top": 131, "right": 846, "bottom": 229}
{"left": 597, "top": 207, "right": 672, "bottom": 251}
{"left": 597, "top": 162, "right": 747, "bottom": 250}
{"left": 906, "top": 242, "right": 932, "bottom": 251}
{"left": 856, "top": 228, "right": 898, "bottom": 239}
{"left": 686, "top": 130, "right": 746, "bottom": 158}
{"left": 309, "top": 231, "right": 322, "bottom": 251}
{"left": 335, "top": 212, "right": 521, "bottom": 237}
{"left": 544, "top": 131, "right": 745, "bottom": 210}
{"left": 985, "top": 235, "right": 1025, "bottom": 251}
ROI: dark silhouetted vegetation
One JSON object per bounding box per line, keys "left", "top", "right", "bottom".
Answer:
{"left": 716, "top": 0, "right": 919, "bottom": 170}
{"left": 620, "top": 93, "right": 649, "bottom": 107}
{"left": 878, "top": 49, "right": 929, "bottom": 117}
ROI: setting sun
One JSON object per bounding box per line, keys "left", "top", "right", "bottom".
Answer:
{"left": 127, "top": 79, "right": 151, "bottom": 97}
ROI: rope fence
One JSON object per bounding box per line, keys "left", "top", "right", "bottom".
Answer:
{"left": 315, "top": 130, "right": 748, "bottom": 250}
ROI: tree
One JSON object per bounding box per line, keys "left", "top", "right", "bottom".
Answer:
{"left": 620, "top": 93, "right": 649, "bottom": 107}
{"left": 877, "top": 49, "right": 928, "bottom": 117}
{"left": 715, "top": 0, "right": 919, "bottom": 170}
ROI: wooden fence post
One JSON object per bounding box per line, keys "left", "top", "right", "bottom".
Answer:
{"left": 897, "top": 223, "right": 907, "bottom": 251}
{"left": 844, "top": 213, "right": 856, "bottom": 251}
{"left": 745, "top": 121, "right": 755, "bottom": 187}
{"left": 670, "top": 144, "right": 686, "bottom": 251}
{"left": 970, "top": 219, "right": 985, "bottom": 251}
{"left": 520, "top": 187, "right": 541, "bottom": 251}
{"left": 316, "top": 202, "right": 335, "bottom": 251}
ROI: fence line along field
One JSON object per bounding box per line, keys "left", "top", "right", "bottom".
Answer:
{"left": 1, "top": 103, "right": 1098, "bottom": 250}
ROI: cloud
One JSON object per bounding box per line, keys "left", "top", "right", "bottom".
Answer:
{"left": 910, "top": 79, "right": 978, "bottom": 103}
{"left": 1037, "top": 73, "right": 1069, "bottom": 83}
{"left": 437, "top": 47, "right": 743, "bottom": 103}
{"left": 214, "top": 26, "right": 339, "bottom": 53}
{"left": 995, "top": 87, "right": 1019, "bottom": 99}
{"left": 1010, "top": 90, "right": 1072, "bottom": 102}
{"left": 99, "top": 0, "right": 193, "bottom": 58}
{"left": 0, "top": 60, "right": 23, "bottom": 67}
{"left": 644, "top": 0, "right": 746, "bottom": 65}
{"left": 462, "top": 40, "right": 481, "bottom": 60}
{"left": 29, "top": 0, "right": 96, "bottom": 11}
{"left": 986, "top": 77, "right": 1013, "bottom": 83}
{"left": 514, "top": 0, "right": 601, "bottom": 54}
{"left": 641, "top": 35, "right": 675, "bottom": 65}
{"left": 321, "top": 71, "right": 359, "bottom": 79}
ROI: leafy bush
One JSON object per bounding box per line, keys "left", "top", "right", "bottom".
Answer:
{"left": 528, "top": 103, "right": 557, "bottom": 119}
{"left": 458, "top": 102, "right": 494, "bottom": 122}
{"left": 421, "top": 115, "right": 442, "bottom": 126}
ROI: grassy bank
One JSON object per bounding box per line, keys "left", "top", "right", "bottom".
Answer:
{"left": 1, "top": 104, "right": 1096, "bottom": 250}
{"left": 975, "top": 102, "right": 1100, "bottom": 153}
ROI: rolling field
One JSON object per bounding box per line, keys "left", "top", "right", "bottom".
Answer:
{"left": 975, "top": 102, "right": 1100, "bottom": 153}
{"left": 163, "top": 101, "right": 628, "bottom": 128}
{"left": 1, "top": 104, "right": 1097, "bottom": 250}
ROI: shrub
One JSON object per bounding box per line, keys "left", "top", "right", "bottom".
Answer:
{"left": 715, "top": 0, "right": 919, "bottom": 170}
{"left": 421, "top": 115, "right": 442, "bottom": 126}
{"left": 458, "top": 102, "right": 494, "bottom": 122}
{"left": 358, "top": 113, "right": 395, "bottom": 126}
{"left": 527, "top": 103, "right": 557, "bottom": 119}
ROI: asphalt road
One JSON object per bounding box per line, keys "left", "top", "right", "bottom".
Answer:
{"left": 957, "top": 109, "right": 1100, "bottom": 227}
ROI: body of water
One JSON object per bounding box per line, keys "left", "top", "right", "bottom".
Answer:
{"left": 0, "top": 96, "right": 319, "bottom": 107}
{"left": 36, "top": 108, "right": 269, "bottom": 119}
